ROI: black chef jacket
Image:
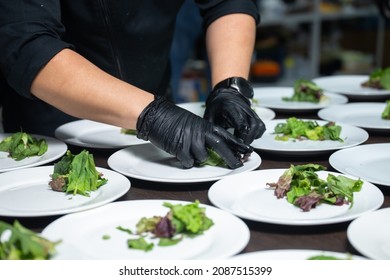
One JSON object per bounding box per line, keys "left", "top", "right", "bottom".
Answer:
{"left": 0, "top": 0, "right": 259, "bottom": 136}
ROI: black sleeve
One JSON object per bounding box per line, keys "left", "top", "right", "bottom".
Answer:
{"left": 194, "top": 0, "right": 260, "bottom": 29}
{"left": 0, "top": 1, "right": 73, "bottom": 98}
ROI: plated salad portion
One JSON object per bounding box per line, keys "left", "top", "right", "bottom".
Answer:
{"left": 283, "top": 79, "right": 326, "bottom": 103}
{"left": 273, "top": 117, "right": 343, "bottom": 142}
{"left": 382, "top": 100, "right": 390, "bottom": 120}
{"left": 361, "top": 67, "right": 390, "bottom": 90}
{"left": 49, "top": 149, "right": 108, "bottom": 196}
{"left": 0, "top": 132, "right": 48, "bottom": 161}
{"left": 106, "top": 200, "right": 214, "bottom": 252}
{"left": 0, "top": 220, "right": 59, "bottom": 260}
{"left": 266, "top": 164, "right": 363, "bottom": 212}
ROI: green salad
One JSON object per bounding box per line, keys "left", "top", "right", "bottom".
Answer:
{"left": 361, "top": 67, "right": 390, "bottom": 90}
{"left": 307, "top": 254, "right": 353, "bottom": 260}
{"left": 0, "top": 220, "right": 59, "bottom": 260}
{"left": 273, "top": 117, "right": 343, "bottom": 142}
{"left": 282, "top": 79, "right": 325, "bottom": 103}
{"left": 266, "top": 164, "right": 363, "bottom": 211}
{"left": 107, "top": 200, "right": 214, "bottom": 252}
{"left": 49, "top": 150, "right": 108, "bottom": 196}
{"left": 0, "top": 132, "right": 48, "bottom": 161}
{"left": 382, "top": 100, "right": 390, "bottom": 120}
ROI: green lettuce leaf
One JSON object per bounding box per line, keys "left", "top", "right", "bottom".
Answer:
{"left": 127, "top": 237, "right": 154, "bottom": 252}
{"left": 163, "top": 200, "right": 214, "bottom": 235}
{"left": 282, "top": 79, "right": 325, "bottom": 103}
{"left": 382, "top": 100, "right": 390, "bottom": 120}
{"left": 0, "top": 132, "right": 48, "bottom": 161}
{"left": 50, "top": 150, "right": 108, "bottom": 196}
{"left": 273, "top": 117, "right": 343, "bottom": 142}
{"left": 0, "top": 220, "right": 59, "bottom": 260}
{"left": 267, "top": 164, "right": 362, "bottom": 211}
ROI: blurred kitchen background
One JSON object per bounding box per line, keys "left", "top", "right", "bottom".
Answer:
{"left": 1, "top": 0, "right": 388, "bottom": 131}
{"left": 173, "top": 0, "right": 389, "bottom": 102}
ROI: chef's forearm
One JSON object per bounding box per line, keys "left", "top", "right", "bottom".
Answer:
{"left": 205, "top": 13, "right": 256, "bottom": 87}
{"left": 31, "top": 48, "right": 154, "bottom": 129}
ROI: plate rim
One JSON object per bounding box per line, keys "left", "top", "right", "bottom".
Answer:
{"left": 252, "top": 86, "right": 348, "bottom": 112}
{"left": 0, "top": 133, "right": 68, "bottom": 173}
{"left": 54, "top": 119, "right": 146, "bottom": 149}
{"left": 208, "top": 168, "right": 384, "bottom": 226}
{"left": 229, "top": 249, "right": 367, "bottom": 260}
{"left": 41, "top": 199, "right": 250, "bottom": 260}
{"left": 318, "top": 102, "right": 390, "bottom": 132}
{"left": 329, "top": 143, "right": 390, "bottom": 187}
{"left": 312, "top": 75, "right": 390, "bottom": 97}
{"left": 251, "top": 118, "right": 369, "bottom": 155}
{"left": 107, "top": 143, "right": 262, "bottom": 183}
{"left": 347, "top": 207, "right": 390, "bottom": 260}
{"left": 0, "top": 165, "right": 131, "bottom": 217}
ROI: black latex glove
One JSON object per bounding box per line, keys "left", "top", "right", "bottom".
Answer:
{"left": 204, "top": 87, "right": 266, "bottom": 145}
{"left": 136, "top": 96, "right": 253, "bottom": 169}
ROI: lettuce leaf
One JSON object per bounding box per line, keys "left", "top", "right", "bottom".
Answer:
{"left": 163, "top": 200, "right": 214, "bottom": 235}
{"left": 267, "top": 164, "right": 362, "bottom": 211}
{"left": 49, "top": 150, "right": 108, "bottom": 196}
{"left": 115, "top": 201, "right": 214, "bottom": 251}
{"left": 273, "top": 117, "right": 343, "bottom": 142}
{"left": 0, "top": 220, "right": 59, "bottom": 260}
{"left": 0, "top": 132, "right": 48, "bottom": 161}
{"left": 382, "top": 100, "right": 390, "bottom": 120}
{"left": 282, "top": 79, "right": 325, "bottom": 103}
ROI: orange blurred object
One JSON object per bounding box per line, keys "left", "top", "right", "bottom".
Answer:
{"left": 251, "top": 60, "right": 281, "bottom": 77}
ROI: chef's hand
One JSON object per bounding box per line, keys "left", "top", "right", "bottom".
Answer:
{"left": 136, "top": 96, "right": 253, "bottom": 169}
{"left": 204, "top": 86, "right": 266, "bottom": 145}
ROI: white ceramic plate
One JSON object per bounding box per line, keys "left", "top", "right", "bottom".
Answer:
{"left": 348, "top": 207, "right": 390, "bottom": 259}
{"left": 251, "top": 119, "right": 368, "bottom": 155}
{"left": 318, "top": 103, "right": 390, "bottom": 132}
{"left": 0, "top": 134, "right": 67, "bottom": 173}
{"left": 55, "top": 120, "right": 146, "bottom": 149}
{"left": 312, "top": 75, "right": 390, "bottom": 99}
{"left": 108, "top": 143, "right": 261, "bottom": 183}
{"left": 330, "top": 143, "right": 390, "bottom": 187}
{"left": 230, "top": 249, "right": 367, "bottom": 260}
{"left": 177, "top": 101, "right": 276, "bottom": 120}
{"left": 208, "top": 169, "right": 383, "bottom": 226}
{"left": 41, "top": 199, "right": 250, "bottom": 260}
{"left": 252, "top": 87, "right": 348, "bottom": 113}
{"left": 0, "top": 166, "right": 130, "bottom": 217}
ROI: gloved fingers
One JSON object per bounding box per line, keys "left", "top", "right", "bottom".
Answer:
{"left": 203, "top": 107, "right": 215, "bottom": 122}
{"left": 176, "top": 150, "right": 195, "bottom": 169}
{"left": 174, "top": 130, "right": 195, "bottom": 169}
{"left": 191, "top": 139, "right": 209, "bottom": 165}
{"left": 218, "top": 106, "right": 259, "bottom": 145}
{"left": 251, "top": 115, "right": 267, "bottom": 139}
{"left": 212, "top": 126, "right": 253, "bottom": 156}
{"left": 235, "top": 113, "right": 267, "bottom": 145}
{"left": 205, "top": 133, "right": 244, "bottom": 169}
